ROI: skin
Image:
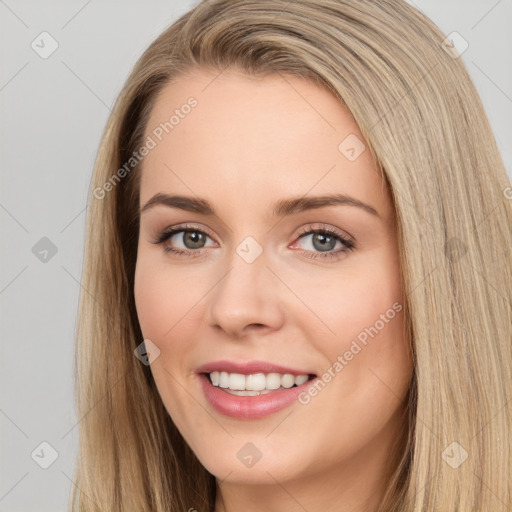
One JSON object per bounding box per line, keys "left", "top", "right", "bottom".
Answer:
{"left": 134, "top": 67, "right": 414, "bottom": 512}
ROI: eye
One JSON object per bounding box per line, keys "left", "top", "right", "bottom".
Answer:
{"left": 290, "top": 224, "right": 355, "bottom": 260}
{"left": 151, "top": 223, "right": 216, "bottom": 257}
{"left": 151, "top": 222, "right": 356, "bottom": 261}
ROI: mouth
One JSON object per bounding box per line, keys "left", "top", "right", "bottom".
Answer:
{"left": 197, "top": 368, "right": 319, "bottom": 419}
{"left": 202, "top": 371, "right": 317, "bottom": 396}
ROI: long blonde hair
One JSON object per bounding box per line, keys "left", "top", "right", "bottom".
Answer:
{"left": 70, "top": 0, "right": 512, "bottom": 510}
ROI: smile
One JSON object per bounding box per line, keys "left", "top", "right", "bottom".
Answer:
{"left": 196, "top": 362, "right": 318, "bottom": 419}
{"left": 208, "top": 371, "right": 311, "bottom": 395}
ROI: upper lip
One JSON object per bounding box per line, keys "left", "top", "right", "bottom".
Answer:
{"left": 196, "top": 360, "right": 316, "bottom": 376}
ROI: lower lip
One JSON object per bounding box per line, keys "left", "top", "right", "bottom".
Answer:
{"left": 197, "top": 373, "right": 317, "bottom": 419}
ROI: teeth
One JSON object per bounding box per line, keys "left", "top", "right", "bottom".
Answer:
{"left": 209, "top": 371, "right": 311, "bottom": 392}
{"left": 218, "top": 371, "right": 229, "bottom": 388}
{"left": 228, "top": 372, "right": 246, "bottom": 390}
{"left": 266, "top": 373, "right": 281, "bottom": 390}
{"left": 294, "top": 375, "right": 309, "bottom": 386}
{"left": 246, "top": 373, "right": 266, "bottom": 390}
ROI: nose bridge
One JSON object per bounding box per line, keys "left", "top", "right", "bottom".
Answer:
{"left": 206, "top": 234, "right": 284, "bottom": 336}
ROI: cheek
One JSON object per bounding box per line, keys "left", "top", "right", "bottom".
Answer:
{"left": 295, "top": 255, "right": 403, "bottom": 344}
{"left": 134, "top": 260, "right": 168, "bottom": 339}
{"left": 134, "top": 254, "right": 201, "bottom": 340}
{"left": 306, "top": 252, "right": 410, "bottom": 388}
{"left": 133, "top": 257, "right": 200, "bottom": 420}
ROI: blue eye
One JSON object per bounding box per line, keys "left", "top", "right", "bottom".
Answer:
{"left": 151, "top": 223, "right": 355, "bottom": 260}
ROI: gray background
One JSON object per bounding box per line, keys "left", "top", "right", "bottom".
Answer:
{"left": 1, "top": 1, "right": 511, "bottom": 510}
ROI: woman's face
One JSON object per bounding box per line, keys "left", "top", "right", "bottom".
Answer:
{"left": 134, "top": 67, "right": 413, "bottom": 493}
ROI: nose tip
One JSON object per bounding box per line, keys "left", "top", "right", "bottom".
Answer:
{"left": 213, "top": 321, "right": 270, "bottom": 340}
{"left": 205, "top": 256, "right": 285, "bottom": 339}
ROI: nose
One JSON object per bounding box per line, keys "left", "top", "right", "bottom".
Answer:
{"left": 205, "top": 245, "right": 286, "bottom": 339}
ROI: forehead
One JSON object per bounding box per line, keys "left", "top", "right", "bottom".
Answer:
{"left": 144, "top": 67, "right": 359, "bottom": 148}
{"left": 139, "top": 67, "right": 391, "bottom": 221}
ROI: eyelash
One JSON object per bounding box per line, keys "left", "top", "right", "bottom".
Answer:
{"left": 151, "top": 223, "right": 356, "bottom": 260}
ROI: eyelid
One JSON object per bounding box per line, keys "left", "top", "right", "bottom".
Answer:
{"left": 151, "top": 221, "right": 356, "bottom": 258}
{"left": 290, "top": 224, "right": 356, "bottom": 255}
{"left": 295, "top": 223, "right": 355, "bottom": 244}
{"left": 151, "top": 222, "right": 217, "bottom": 245}
{"left": 153, "top": 222, "right": 353, "bottom": 242}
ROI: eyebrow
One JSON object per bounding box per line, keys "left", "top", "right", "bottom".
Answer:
{"left": 139, "top": 192, "right": 380, "bottom": 218}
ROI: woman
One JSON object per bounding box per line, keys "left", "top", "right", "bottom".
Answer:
{"left": 71, "top": 0, "right": 512, "bottom": 510}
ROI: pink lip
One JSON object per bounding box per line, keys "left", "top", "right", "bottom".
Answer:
{"left": 196, "top": 359, "right": 314, "bottom": 376}
{"left": 195, "top": 361, "right": 318, "bottom": 419}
